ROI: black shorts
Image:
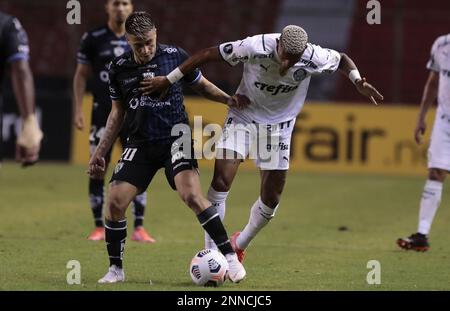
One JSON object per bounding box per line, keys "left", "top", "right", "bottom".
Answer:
{"left": 110, "top": 140, "right": 198, "bottom": 192}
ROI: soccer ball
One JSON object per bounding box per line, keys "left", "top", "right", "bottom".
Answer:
{"left": 189, "top": 249, "right": 229, "bottom": 287}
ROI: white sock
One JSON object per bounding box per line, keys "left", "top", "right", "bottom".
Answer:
{"left": 237, "top": 197, "right": 278, "bottom": 250}
{"left": 204, "top": 187, "right": 228, "bottom": 250}
{"left": 418, "top": 180, "right": 443, "bottom": 235}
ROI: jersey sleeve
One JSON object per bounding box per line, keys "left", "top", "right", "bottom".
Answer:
{"left": 77, "top": 32, "right": 93, "bottom": 64}
{"left": 178, "top": 47, "right": 202, "bottom": 85}
{"left": 218, "top": 36, "right": 255, "bottom": 67}
{"left": 426, "top": 36, "right": 442, "bottom": 72}
{"left": 2, "top": 17, "right": 30, "bottom": 64}
{"left": 308, "top": 44, "right": 341, "bottom": 75}
{"left": 108, "top": 61, "right": 122, "bottom": 101}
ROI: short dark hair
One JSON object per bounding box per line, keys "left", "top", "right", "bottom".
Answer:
{"left": 125, "top": 12, "right": 155, "bottom": 37}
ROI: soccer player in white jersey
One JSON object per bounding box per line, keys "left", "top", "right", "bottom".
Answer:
{"left": 397, "top": 34, "right": 450, "bottom": 252}
{"left": 142, "top": 25, "right": 383, "bottom": 262}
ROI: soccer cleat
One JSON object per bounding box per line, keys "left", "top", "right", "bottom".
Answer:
{"left": 98, "top": 265, "right": 125, "bottom": 284}
{"left": 397, "top": 232, "right": 430, "bottom": 252}
{"left": 225, "top": 253, "right": 246, "bottom": 283}
{"left": 230, "top": 232, "right": 246, "bottom": 262}
{"left": 131, "top": 227, "right": 156, "bottom": 243}
{"left": 87, "top": 227, "right": 105, "bottom": 241}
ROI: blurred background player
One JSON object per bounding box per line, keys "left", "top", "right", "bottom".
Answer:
{"left": 397, "top": 33, "right": 450, "bottom": 252}
{"left": 144, "top": 25, "right": 383, "bottom": 262}
{"left": 89, "top": 12, "right": 247, "bottom": 283}
{"left": 0, "top": 10, "right": 42, "bottom": 167}
{"left": 73, "top": 0, "right": 154, "bottom": 242}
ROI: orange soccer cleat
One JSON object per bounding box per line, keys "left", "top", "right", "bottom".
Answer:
{"left": 230, "top": 232, "right": 246, "bottom": 263}
{"left": 131, "top": 227, "right": 156, "bottom": 243}
{"left": 87, "top": 227, "right": 105, "bottom": 241}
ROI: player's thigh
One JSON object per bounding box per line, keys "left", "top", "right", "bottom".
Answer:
{"left": 255, "top": 121, "right": 294, "bottom": 171}
{"left": 428, "top": 116, "right": 450, "bottom": 174}
{"left": 259, "top": 170, "right": 287, "bottom": 208}
{"left": 211, "top": 150, "right": 242, "bottom": 192}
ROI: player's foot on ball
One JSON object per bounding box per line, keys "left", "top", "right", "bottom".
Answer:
{"left": 98, "top": 265, "right": 125, "bottom": 284}
{"left": 225, "top": 253, "right": 246, "bottom": 283}
{"left": 231, "top": 232, "right": 246, "bottom": 263}
{"left": 131, "top": 227, "right": 156, "bottom": 243}
{"left": 397, "top": 232, "right": 430, "bottom": 252}
{"left": 87, "top": 227, "right": 105, "bottom": 241}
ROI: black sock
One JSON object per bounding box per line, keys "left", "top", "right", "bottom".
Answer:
{"left": 105, "top": 219, "right": 127, "bottom": 268}
{"left": 132, "top": 192, "right": 147, "bottom": 228}
{"left": 197, "top": 206, "right": 234, "bottom": 255}
{"left": 89, "top": 179, "right": 104, "bottom": 227}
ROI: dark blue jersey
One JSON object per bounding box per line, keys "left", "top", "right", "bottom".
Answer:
{"left": 77, "top": 25, "right": 130, "bottom": 111}
{"left": 108, "top": 44, "right": 202, "bottom": 145}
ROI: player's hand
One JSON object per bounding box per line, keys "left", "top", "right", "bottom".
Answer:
{"left": 15, "top": 114, "right": 43, "bottom": 167}
{"left": 227, "top": 94, "right": 251, "bottom": 110}
{"left": 15, "top": 143, "right": 40, "bottom": 167}
{"left": 414, "top": 118, "right": 426, "bottom": 144}
{"left": 355, "top": 78, "right": 384, "bottom": 105}
{"left": 140, "top": 76, "right": 171, "bottom": 97}
{"left": 88, "top": 154, "right": 106, "bottom": 176}
{"left": 74, "top": 110, "right": 84, "bottom": 130}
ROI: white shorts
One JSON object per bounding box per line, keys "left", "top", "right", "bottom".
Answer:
{"left": 216, "top": 111, "right": 295, "bottom": 170}
{"left": 428, "top": 110, "right": 450, "bottom": 171}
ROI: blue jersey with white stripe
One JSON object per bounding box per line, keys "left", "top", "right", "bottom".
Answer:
{"left": 109, "top": 44, "right": 201, "bottom": 144}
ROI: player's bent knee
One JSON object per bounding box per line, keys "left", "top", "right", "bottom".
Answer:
{"left": 428, "top": 168, "right": 447, "bottom": 182}
{"left": 179, "top": 192, "right": 201, "bottom": 208}
{"left": 107, "top": 194, "right": 128, "bottom": 220}
{"left": 211, "top": 176, "right": 232, "bottom": 192}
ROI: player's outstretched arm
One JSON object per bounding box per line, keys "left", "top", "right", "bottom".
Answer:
{"left": 414, "top": 71, "right": 439, "bottom": 144}
{"left": 73, "top": 63, "right": 92, "bottom": 130}
{"left": 338, "top": 53, "right": 384, "bottom": 105}
{"left": 88, "top": 100, "right": 125, "bottom": 176}
{"left": 11, "top": 59, "right": 43, "bottom": 167}
{"left": 140, "top": 47, "right": 221, "bottom": 95}
{"left": 189, "top": 76, "right": 250, "bottom": 110}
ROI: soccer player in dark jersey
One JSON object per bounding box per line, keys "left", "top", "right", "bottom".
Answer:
{"left": 0, "top": 10, "right": 42, "bottom": 166}
{"left": 88, "top": 12, "right": 247, "bottom": 283}
{"left": 73, "top": 0, "right": 154, "bottom": 242}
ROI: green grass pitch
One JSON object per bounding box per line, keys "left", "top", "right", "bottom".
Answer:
{"left": 1, "top": 163, "right": 449, "bottom": 290}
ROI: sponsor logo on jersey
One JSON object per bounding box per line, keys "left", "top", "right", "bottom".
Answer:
{"left": 254, "top": 81, "right": 298, "bottom": 96}
{"left": 293, "top": 69, "right": 307, "bottom": 82}
{"left": 299, "top": 58, "right": 318, "bottom": 69}
{"left": 142, "top": 72, "right": 155, "bottom": 79}
{"left": 254, "top": 53, "right": 274, "bottom": 59}
{"left": 121, "top": 77, "right": 139, "bottom": 86}
{"left": 223, "top": 43, "right": 233, "bottom": 54}
{"left": 164, "top": 47, "right": 178, "bottom": 54}
{"left": 260, "top": 64, "right": 270, "bottom": 72}
{"left": 231, "top": 56, "right": 248, "bottom": 62}
{"left": 267, "top": 142, "right": 289, "bottom": 152}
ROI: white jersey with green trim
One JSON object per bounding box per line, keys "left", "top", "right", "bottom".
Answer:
{"left": 218, "top": 33, "right": 341, "bottom": 123}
